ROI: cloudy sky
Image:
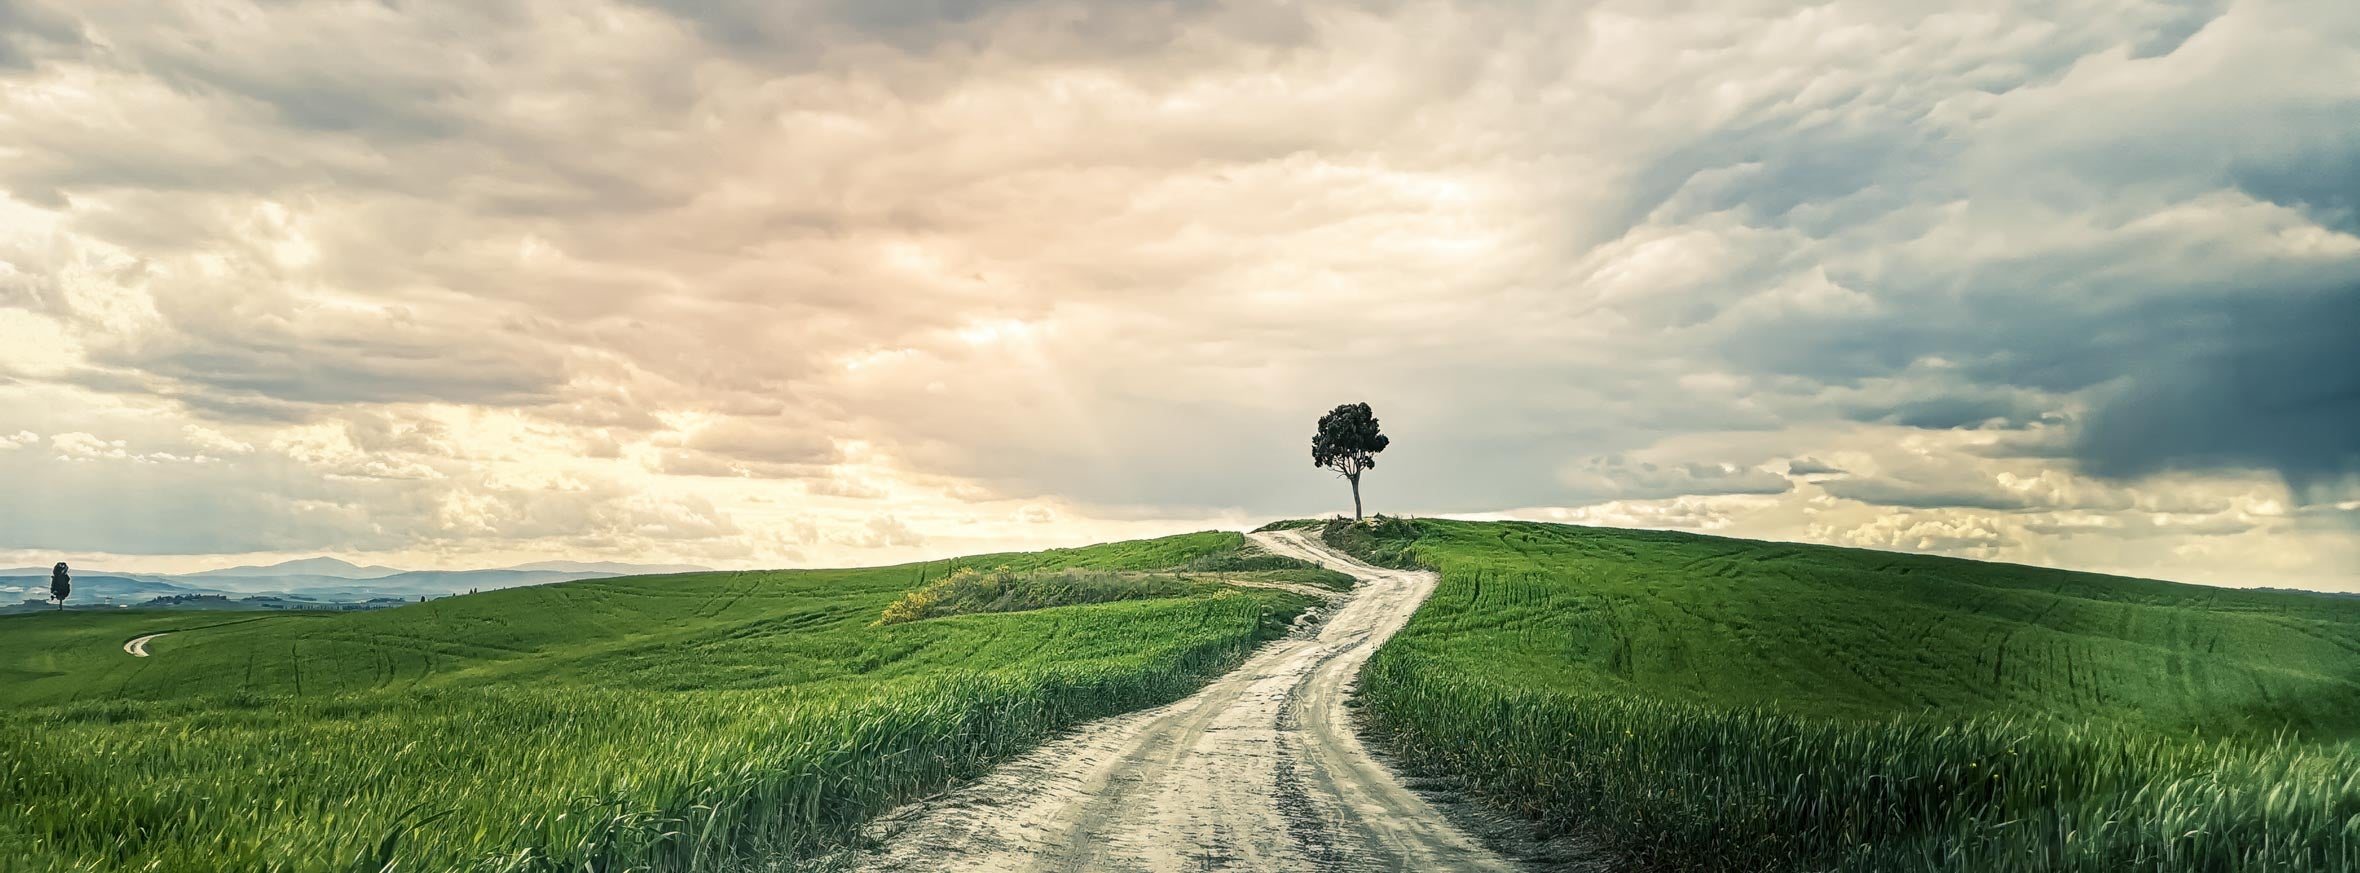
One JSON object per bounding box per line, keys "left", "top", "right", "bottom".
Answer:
{"left": 0, "top": 0, "right": 2354, "bottom": 589}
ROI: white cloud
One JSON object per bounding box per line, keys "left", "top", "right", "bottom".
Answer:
{"left": 0, "top": 0, "right": 2351, "bottom": 589}
{"left": 839, "top": 514, "right": 924, "bottom": 549}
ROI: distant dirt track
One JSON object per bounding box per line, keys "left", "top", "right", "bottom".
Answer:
{"left": 123, "top": 632, "right": 168, "bottom": 657}
{"left": 849, "top": 530, "right": 1520, "bottom": 872}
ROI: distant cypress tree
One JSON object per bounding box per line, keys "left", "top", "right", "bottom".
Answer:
{"left": 49, "top": 563, "right": 69, "bottom": 610}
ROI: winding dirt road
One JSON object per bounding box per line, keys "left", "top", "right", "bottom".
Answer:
{"left": 123, "top": 632, "right": 168, "bottom": 657}
{"left": 850, "top": 530, "right": 1519, "bottom": 872}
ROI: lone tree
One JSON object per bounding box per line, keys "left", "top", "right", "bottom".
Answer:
{"left": 1311, "top": 402, "right": 1390, "bottom": 521}
{"left": 49, "top": 562, "right": 69, "bottom": 610}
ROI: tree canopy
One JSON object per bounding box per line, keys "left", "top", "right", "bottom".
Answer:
{"left": 1312, "top": 402, "right": 1390, "bottom": 520}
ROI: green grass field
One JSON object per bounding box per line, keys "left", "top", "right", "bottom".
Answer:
{"left": 1324, "top": 517, "right": 2360, "bottom": 872}
{"left": 14, "top": 518, "right": 2357, "bottom": 872}
{"left": 0, "top": 532, "right": 1316, "bottom": 872}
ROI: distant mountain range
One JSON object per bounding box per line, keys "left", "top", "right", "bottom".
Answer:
{"left": 182, "top": 556, "right": 407, "bottom": 579}
{"left": 0, "top": 556, "right": 712, "bottom": 610}
{"left": 502, "top": 560, "right": 710, "bottom": 575}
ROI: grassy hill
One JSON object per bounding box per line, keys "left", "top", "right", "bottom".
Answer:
{"left": 16, "top": 518, "right": 2353, "bottom": 871}
{"left": 1309, "top": 517, "right": 2360, "bottom": 872}
{"left": 0, "top": 532, "right": 1318, "bottom": 871}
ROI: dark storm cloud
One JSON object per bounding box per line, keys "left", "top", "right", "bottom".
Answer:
{"left": 2290, "top": 502, "right": 2360, "bottom": 534}
{"left": 633, "top": 0, "right": 1042, "bottom": 55}
{"left": 1750, "top": 252, "right": 2360, "bottom": 489}
{"left": 2072, "top": 284, "right": 2360, "bottom": 489}
{"left": 1786, "top": 457, "right": 1846, "bottom": 477}
{"left": 628, "top": 0, "right": 1312, "bottom": 65}
{"left": 1626, "top": 112, "right": 1950, "bottom": 243}
{"left": 72, "top": 311, "right": 575, "bottom": 417}
{"left": 2127, "top": 0, "right": 2228, "bottom": 58}
{"left": 1597, "top": 0, "right": 2236, "bottom": 243}
{"left": 626, "top": 0, "right": 972, "bottom": 55}
{"left": 1846, "top": 393, "right": 2053, "bottom": 431}
{"left": 1654, "top": 1, "right": 2355, "bottom": 502}
{"left": 1724, "top": 259, "right": 2297, "bottom": 402}
{"left": 1714, "top": 196, "right": 2360, "bottom": 496}
{"left": 1821, "top": 477, "right": 2038, "bottom": 512}
{"left": 2232, "top": 132, "right": 2360, "bottom": 235}
{"left": 133, "top": 342, "right": 563, "bottom": 409}
{"left": 0, "top": 0, "right": 81, "bottom": 70}
{"left": 1561, "top": 456, "right": 1794, "bottom": 502}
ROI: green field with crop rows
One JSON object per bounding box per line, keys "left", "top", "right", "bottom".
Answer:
{"left": 0, "top": 532, "right": 1315, "bottom": 872}
{"left": 1328, "top": 517, "right": 2360, "bottom": 872}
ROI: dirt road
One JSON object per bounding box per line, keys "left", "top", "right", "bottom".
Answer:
{"left": 123, "top": 632, "right": 168, "bottom": 657}
{"left": 850, "top": 529, "right": 1519, "bottom": 872}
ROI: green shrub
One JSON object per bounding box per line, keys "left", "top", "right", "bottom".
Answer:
{"left": 1179, "top": 543, "right": 1357, "bottom": 590}
{"left": 877, "top": 567, "right": 1196, "bottom": 624}
{"left": 1317, "top": 515, "right": 1425, "bottom": 569}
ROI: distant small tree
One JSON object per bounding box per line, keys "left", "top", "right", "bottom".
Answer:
{"left": 1311, "top": 402, "right": 1390, "bottom": 521}
{"left": 49, "top": 563, "right": 69, "bottom": 610}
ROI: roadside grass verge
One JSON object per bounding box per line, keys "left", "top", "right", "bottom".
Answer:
{"left": 1330, "top": 517, "right": 2360, "bottom": 872}
{"left": 1364, "top": 654, "right": 2360, "bottom": 871}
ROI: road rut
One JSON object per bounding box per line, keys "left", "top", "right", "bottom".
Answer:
{"left": 849, "top": 529, "right": 1518, "bottom": 872}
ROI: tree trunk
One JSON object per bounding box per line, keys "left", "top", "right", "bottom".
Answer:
{"left": 1349, "top": 474, "right": 1363, "bottom": 521}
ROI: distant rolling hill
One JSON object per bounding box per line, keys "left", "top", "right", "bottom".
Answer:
{"left": 1, "top": 557, "right": 712, "bottom": 610}
{"left": 0, "top": 574, "right": 204, "bottom": 604}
